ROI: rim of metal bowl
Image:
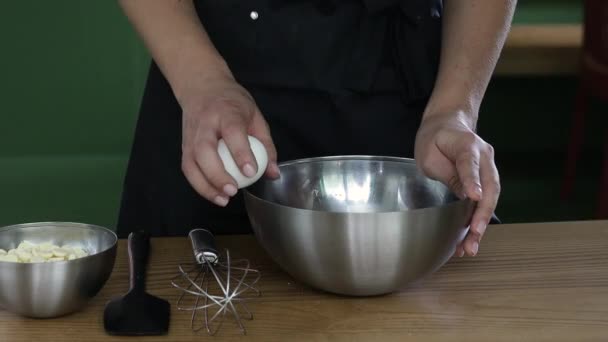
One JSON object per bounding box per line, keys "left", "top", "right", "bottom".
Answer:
{"left": 243, "top": 155, "right": 473, "bottom": 214}
{"left": 0, "top": 221, "right": 118, "bottom": 264}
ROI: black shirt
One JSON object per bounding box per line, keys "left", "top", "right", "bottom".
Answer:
{"left": 194, "top": 0, "right": 443, "bottom": 103}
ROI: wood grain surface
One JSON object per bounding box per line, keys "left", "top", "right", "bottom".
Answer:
{"left": 1, "top": 220, "right": 608, "bottom": 341}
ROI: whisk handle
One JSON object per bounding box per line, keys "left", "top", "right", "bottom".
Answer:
{"left": 189, "top": 228, "right": 219, "bottom": 264}
{"left": 127, "top": 231, "right": 150, "bottom": 293}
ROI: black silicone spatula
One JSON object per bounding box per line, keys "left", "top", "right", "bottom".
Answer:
{"left": 103, "top": 231, "right": 170, "bottom": 336}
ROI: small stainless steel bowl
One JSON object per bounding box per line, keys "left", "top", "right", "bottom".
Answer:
{"left": 0, "top": 222, "right": 117, "bottom": 318}
{"left": 244, "top": 156, "right": 475, "bottom": 296}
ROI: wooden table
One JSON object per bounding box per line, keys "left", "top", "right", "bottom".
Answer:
{"left": 2, "top": 221, "right": 608, "bottom": 341}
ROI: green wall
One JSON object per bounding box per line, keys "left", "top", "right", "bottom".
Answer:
{"left": 514, "top": 0, "right": 582, "bottom": 24}
{"left": 1, "top": 1, "right": 599, "bottom": 229}
{"left": 0, "top": 1, "right": 148, "bottom": 228}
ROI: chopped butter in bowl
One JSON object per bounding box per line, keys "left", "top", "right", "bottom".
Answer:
{"left": 0, "top": 222, "right": 117, "bottom": 318}
{"left": 0, "top": 240, "right": 89, "bottom": 263}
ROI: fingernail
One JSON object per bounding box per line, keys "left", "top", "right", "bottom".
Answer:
{"left": 223, "top": 184, "right": 237, "bottom": 197}
{"left": 471, "top": 241, "right": 479, "bottom": 256}
{"left": 271, "top": 163, "right": 281, "bottom": 177}
{"left": 242, "top": 163, "right": 256, "bottom": 178}
{"left": 459, "top": 249, "right": 465, "bottom": 257}
{"left": 475, "top": 221, "right": 487, "bottom": 237}
{"left": 214, "top": 196, "right": 229, "bottom": 207}
{"left": 474, "top": 185, "right": 483, "bottom": 197}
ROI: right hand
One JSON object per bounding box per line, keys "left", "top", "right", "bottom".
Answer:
{"left": 178, "top": 72, "right": 279, "bottom": 207}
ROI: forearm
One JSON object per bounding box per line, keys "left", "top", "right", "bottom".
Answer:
{"left": 423, "top": 0, "right": 516, "bottom": 128}
{"left": 118, "top": 0, "right": 231, "bottom": 102}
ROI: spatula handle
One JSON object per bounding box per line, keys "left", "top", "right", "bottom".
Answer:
{"left": 128, "top": 231, "right": 150, "bottom": 292}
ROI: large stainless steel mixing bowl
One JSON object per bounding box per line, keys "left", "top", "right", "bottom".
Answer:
{"left": 244, "top": 156, "right": 475, "bottom": 296}
{"left": 0, "top": 222, "right": 117, "bottom": 318}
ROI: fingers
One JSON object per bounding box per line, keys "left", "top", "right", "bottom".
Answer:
{"left": 181, "top": 157, "right": 230, "bottom": 207}
{"left": 182, "top": 113, "right": 277, "bottom": 207}
{"left": 416, "top": 119, "right": 500, "bottom": 258}
{"left": 182, "top": 115, "right": 235, "bottom": 205}
{"left": 462, "top": 233, "right": 481, "bottom": 257}
{"left": 250, "top": 110, "right": 279, "bottom": 178}
{"left": 194, "top": 135, "right": 241, "bottom": 199}
{"left": 455, "top": 149, "right": 482, "bottom": 201}
{"left": 221, "top": 118, "right": 258, "bottom": 178}
{"left": 464, "top": 145, "right": 500, "bottom": 256}
{"left": 418, "top": 151, "right": 463, "bottom": 197}
{"left": 182, "top": 125, "right": 238, "bottom": 205}
{"left": 453, "top": 243, "right": 465, "bottom": 258}
{"left": 180, "top": 79, "right": 275, "bottom": 207}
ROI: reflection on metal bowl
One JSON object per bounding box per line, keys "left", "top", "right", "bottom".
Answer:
{"left": 244, "top": 156, "right": 474, "bottom": 296}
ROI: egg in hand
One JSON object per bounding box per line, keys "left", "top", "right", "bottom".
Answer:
{"left": 217, "top": 135, "right": 269, "bottom": 189}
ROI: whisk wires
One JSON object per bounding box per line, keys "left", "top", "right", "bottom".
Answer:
{"left": 171, "top": 249, "right": 261, "bottom": 335}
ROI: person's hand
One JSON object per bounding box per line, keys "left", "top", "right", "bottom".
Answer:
{"left": 178, "top": 71, "right": 279, "bottom": 207}
{"left": 414, "top": 111, "right": 500, "bottom": 257}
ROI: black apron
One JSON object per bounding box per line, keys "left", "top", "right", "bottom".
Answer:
{"left": 116, "top": 0, "right": 446, "bottom": 238}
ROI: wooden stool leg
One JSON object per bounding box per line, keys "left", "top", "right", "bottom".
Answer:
{"left": 597, "top": 135, "right": 608, "bottom": 219}
{"left": 561, "top": 85, "right": 588, "bottom": 200}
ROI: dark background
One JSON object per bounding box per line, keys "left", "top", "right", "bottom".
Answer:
{"left": 1, "top": 1, "right": 603, "bottom": 230}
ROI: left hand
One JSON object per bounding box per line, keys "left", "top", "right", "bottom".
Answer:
{"left": 414, "top": 111, "right": 501, "bottom": 257}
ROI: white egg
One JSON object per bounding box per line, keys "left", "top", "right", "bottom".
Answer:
{"left": 217, "top": 135, "right": 269, "bottom": 189}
